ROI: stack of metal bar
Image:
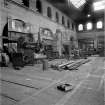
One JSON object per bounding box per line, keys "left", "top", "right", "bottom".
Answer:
{"left": 49, "top": 59, "right": 67, "bottom": 67}
{"left": 50, "top": 59, "right": 90, "bottom": 71}
{"left": 64, "top": 59, "right": 90, "bottom": 70}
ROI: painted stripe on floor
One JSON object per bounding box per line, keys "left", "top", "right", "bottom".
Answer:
{"left": 53, "top": 73, "right": 90, "bottom": 105}
{"left": 18, "top": 71, "right": 71, "bottom": 105}
{"left": 98, "top": 74, "right": 105, "bottom": 90}
{"left": 88, "top": 74, "right": 102, "bottom": 78}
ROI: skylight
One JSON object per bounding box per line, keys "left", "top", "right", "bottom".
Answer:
{"left": 68, "top": 0, "right": 86, "bottom": 8}
{"left": 93, "top": 0, "right": 105, "bottom": 11}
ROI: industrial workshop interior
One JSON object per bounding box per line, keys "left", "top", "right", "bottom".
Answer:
{"left": 0, "top": 0, "right": 105, "bottom": 105}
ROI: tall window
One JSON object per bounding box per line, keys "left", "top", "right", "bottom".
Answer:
{"left": 97, "top": 21, "right": 103, "bottom": 29}
{"left": 55, "top": 12, "right": 59, "bottom": 22}
{"left": 78, "top": 24, "right": 83, "bottom": 31}
{"left": 67, "top": 20, "right": 70, "bottom": 28}
{"left": 36, "top": 0, "right": 42, "bottom": 13}
{"left": 72, "top": 23, "right": 74, "bottom": 30}
{"left": 86, "top": 22, "right": 93, "bottom": 30}
{"left": 47, "top": 7, "right": 52, "bottom": 18}
{"left": 62, "top": 16, "right": 65, "bottom": 25}
{"left": 22, "top": 0, "right": 29, "bottom": 7}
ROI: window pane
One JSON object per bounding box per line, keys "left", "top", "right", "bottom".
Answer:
{"left": 87, "top": 22, "right": 92, "bottom": 30}
{"left": 67, "top": 20, "right": 70, "bottom": 28}
{"left": 36, "top": 0, "right": 42, "bottom": 13}
{"left": 72, "top": 23, "right": 74, "bottom": 30}
{"left": 78, "top": 24, "right": 83, "bottom": 31}
{"left": 56, "top": 12, "right": 59, "bottom": 22}
{"left": 47, "top": 7, "right": 52, "bottom": 18}
{"left": 62, "top": 16, "right": 65, "bottom": 25}
{"left": 22, "top": 0, "right": 29, "bottom": 7}
{"left": 97, "top": 21, "right": 103, "bottom": 29}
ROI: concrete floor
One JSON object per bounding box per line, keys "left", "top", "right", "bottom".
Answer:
{"left": 0, "top": 57, "right": 105, "bottom": 105}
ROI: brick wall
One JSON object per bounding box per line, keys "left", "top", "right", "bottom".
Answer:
{"left": 0, "top": 0, "right": 78, "bottom": 53}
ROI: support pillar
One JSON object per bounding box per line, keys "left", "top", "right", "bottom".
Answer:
{"left": 56, "top": 29, "right": 62, "bottom": 57}
{"left": 94, "top": 36, "right": 98, "bottom": 49}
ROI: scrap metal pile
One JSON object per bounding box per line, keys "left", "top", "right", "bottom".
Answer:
{"left": 50, "top": 59, "right": 90, "bottom": 71}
